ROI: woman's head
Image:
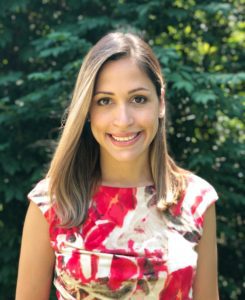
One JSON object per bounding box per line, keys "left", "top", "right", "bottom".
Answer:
{"left": 77, "top": 32, "right": 167, "bottom": 181}
{"left": 57, "top": 32, "right": 166, "bottom": 176}
{"left": 47, "top": 32, "right": 186, "bottom": 227}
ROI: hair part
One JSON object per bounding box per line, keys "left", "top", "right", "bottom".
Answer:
{"left": 47, "top": 31, "right": 188, "bottom": 227}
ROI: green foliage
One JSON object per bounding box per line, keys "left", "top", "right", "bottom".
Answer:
{"left": 0, "top": 0, "right": 244, "bottom": 299}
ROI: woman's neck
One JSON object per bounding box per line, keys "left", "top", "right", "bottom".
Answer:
{"left": 100, "top": 158, "right": 153, "bottom": 187}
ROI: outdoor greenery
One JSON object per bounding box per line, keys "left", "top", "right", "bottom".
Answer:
{"left": 0, "top": 0, "right": 244, "bottom": 299}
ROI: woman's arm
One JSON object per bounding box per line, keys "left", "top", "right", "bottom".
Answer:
{"left": 16, "top": 201, "right": 55, "bottom": 300}
{"left": 193, "top": 203, "right": 219, "bottom": 300}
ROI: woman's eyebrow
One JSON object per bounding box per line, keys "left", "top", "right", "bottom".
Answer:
{"left": 94, "top": 87, "right": 149, "bottom": 96}
{"left": 93, "top": 91, "right": 114, "bottom": 96}
{"left": 128, "top": 87, "right": 150, "bottom": 94}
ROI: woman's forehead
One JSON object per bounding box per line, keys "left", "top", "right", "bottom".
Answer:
{"left": 94, "top": 57, "right": 154, "bottom": 90}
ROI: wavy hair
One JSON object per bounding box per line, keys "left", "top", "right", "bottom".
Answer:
{"left": 47, "top": 32, "right": 188, "bottom": 227}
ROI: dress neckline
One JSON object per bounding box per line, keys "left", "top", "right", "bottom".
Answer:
{"left": 98, "top": 184, "right": 155, "bottom": 190}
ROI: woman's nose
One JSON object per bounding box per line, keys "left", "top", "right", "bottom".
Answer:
{"left": 113, "top": 104, "right": 134, "bottom": 127}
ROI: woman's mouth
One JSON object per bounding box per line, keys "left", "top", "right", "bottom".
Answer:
{"left": 108, "top": 132, "right": 142, "bottom": 145}
{"left": 111, "top": 133, "right": 138, "bottom": 141}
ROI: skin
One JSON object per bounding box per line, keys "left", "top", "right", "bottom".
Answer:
{"left": 16, "top": 56, "right": 219, "bottom": 299}
{"left": 193, "top": 204, "right": 219, "bottom": 300}
{"left": 15, "top": 201, "right": 55, "bottom": 300}
{"left": 90, "top": 57, "right": 164, "bottom": 187}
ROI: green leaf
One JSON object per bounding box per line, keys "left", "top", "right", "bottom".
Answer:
{"left": 0, "top": 72, "right": 22, "bottom": 86}
{"left": 192, "top": 90, "right": 217, "bottom": 103}
{"left": 27, "top": 71, "right": 62, "bottom": 82}
{"left": 197, "top": 3, "right": 232, "bottom": 15}
{"left": 173, "top": 80, "right": 194, "bottom": 93}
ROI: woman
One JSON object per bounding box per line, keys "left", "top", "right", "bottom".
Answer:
{"left": 16, "top": 32, "right": 219, "bottom": 300}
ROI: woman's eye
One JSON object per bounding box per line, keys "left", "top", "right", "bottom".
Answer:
{"left": 97, "top": 98, "right": 111, "bottom": 106}
{"left": 132, "top": 96, "right": 147, "bottom": 104}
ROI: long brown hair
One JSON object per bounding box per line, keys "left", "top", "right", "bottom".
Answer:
{"left": 47, "top": 32, "right": 187, "bottom": 227}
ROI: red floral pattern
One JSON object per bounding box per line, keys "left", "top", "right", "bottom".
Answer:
{"left": 28, "top": 174, "right": 218, "bottom": 299}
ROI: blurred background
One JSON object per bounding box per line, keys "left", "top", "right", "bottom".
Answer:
{"left": 0, "top": 0, "right": 244, "bottom": 299}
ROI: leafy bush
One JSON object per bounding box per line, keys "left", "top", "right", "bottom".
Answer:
{"left": 0, "top": 1, "right": 244, "bottom": 299}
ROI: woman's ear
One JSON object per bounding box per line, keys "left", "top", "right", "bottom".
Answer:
{"left": 159, "top": 88, "right": 165, "bottom": 118}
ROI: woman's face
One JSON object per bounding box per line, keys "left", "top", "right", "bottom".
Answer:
{"left": 90, "top": 57, "right": 164, "bottom": 166}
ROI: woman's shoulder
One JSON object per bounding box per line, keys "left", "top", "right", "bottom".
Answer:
{"left": 184, "top": 173, "right": 218, "bottom": 218}
{"left": 169, "top": 173, "right": 218, "bottom": 234}
{"left": 172, "top": 173, "right": 218, "bottom": 224}
{"left": 186, "top": 173, "right": 218, "bottom": 197}
{"left": 27, "top": 178, "right": 51, "bottom": 216}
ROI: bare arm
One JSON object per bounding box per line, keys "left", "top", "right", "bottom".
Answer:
{"left": 193, "top": 203, "right": 219, "bottom": 300}
{"left": 16, "top": 201, "right": 55, "bottom": 300}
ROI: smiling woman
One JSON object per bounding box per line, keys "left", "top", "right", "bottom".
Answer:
{"left": 16, "top": 32, "right": 219, "bottom": 300}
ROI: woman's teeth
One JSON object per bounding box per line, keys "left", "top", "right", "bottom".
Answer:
{"left": 111, "top": 134, "right": 138, "bottom": 142}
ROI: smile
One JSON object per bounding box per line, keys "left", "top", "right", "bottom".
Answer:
{"left": 108, "top": 132, "right": 142, "bottom": 145}
{"left": 111, "top": 133, "right": 138, "bottom": 142}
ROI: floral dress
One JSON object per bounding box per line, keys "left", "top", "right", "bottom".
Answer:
{"left": 28, "top": 174, "right": 218, "bottom": 300}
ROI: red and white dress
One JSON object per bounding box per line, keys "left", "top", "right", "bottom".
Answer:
{"left": 28, "top": 174, "right": 218, "bottom": 300}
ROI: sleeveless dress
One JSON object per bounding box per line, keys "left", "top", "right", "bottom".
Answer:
{"left": 28, "top": 174, "right": 218, "bottom": 300}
